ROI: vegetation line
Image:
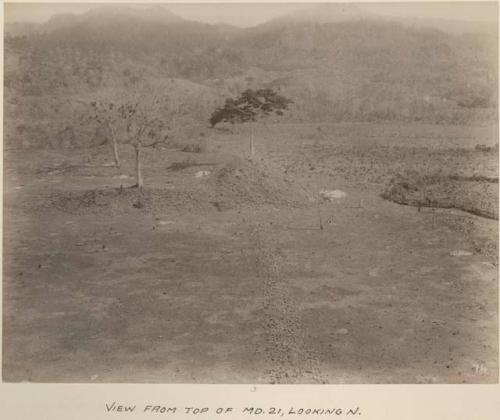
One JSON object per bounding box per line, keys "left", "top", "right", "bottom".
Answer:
{"left": 448, "top": 175, "right": 498, "bottom": 183}
{"left": 385, "top": 199, "right": 498, "bottom": 221}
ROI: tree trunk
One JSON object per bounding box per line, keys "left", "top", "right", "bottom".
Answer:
{"left": 111, "top": 137, "right": 120, "bottom": 167}
{"left": 109, "top": 124, "right": 120, "bottom": 167}
{"left": 316, "top": 200, "right": 324, "bottom": 231}
{"left": 134, "top": 145, "right": 143, "bottom": 189}
{"left": 250, "top": 123, "right": 254, "bottom": 157}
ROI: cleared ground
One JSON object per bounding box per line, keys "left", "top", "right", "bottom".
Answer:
{"left": 3, "top": 122, "right": 498, "bottom": 383}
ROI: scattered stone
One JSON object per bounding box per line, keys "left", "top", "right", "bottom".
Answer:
{"left": 195, "top": 170, "right": 211, "bottom": 178}
{"left": 320, "top": 190, "right": 347, "bottom": 201}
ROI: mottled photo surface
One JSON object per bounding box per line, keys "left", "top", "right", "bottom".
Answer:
{"left": 3, "top": 2, "right": 498, "bottom": 383}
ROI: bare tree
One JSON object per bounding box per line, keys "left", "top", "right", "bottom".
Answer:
{"left": 89, "top": 100, "right": 121, "bottom": 167}
{"left": 86, "top": 83, "right": 184, "bottom": 188}
{"left": 119, "top": 103, "right": 167, "bottom": 188}
{"left": 115, "top": 86, "right": 177, "bottom": 188}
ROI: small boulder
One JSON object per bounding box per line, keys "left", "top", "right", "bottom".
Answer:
{"left": 320, "top": 190, "right": 347, "bottom": 201}
{"left": 195, "top": 170, "right": 211, "bottom": 178}
{"left": 450, "top": 250, "right": 473, "bottom": 257}
{"left": 158, "top": 221, "right": 175, "bottom": 226}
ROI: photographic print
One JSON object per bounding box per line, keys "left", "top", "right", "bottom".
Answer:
{"left": 3, "top": 2, "right": 498, "bottom": 384}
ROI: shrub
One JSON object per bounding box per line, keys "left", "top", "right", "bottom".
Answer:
{"left": 167, "top": 158, "right": 198, "bottom": 171}
{"left": 475, "top": 144, "right": 498, "bottom": 153}
{"left": 182, "top": 143, "right": 204, "bottom": 153}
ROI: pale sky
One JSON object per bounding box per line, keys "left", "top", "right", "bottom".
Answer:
{"left": 4, "top": 2, "right": 498, "bottom": 26}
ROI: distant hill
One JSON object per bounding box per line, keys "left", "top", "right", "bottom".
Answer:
{"left": 267, "top": 3, "right": 374, "bottom": 24}
{"left": 4, "top": 5, "right": 498, "bottom": 148}
{"left": 5, "top": 5, "right": 188, "bottom": 35}
{"left": 4, "top": 21, "right": 42, "bottom": 37}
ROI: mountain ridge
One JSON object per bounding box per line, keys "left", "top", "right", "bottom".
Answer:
{"left": 5, "top": 4, "right": 497, "bottom": 36}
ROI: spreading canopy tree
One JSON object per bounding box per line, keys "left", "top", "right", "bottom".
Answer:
{"left": 210, "top": 88, "right": 292, "bottom": 127}
{"left": 209, "top": 88, "right": 292, "bottom": 155}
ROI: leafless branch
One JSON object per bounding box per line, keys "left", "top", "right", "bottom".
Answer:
{"left": 142, "top": 134, "right": 169, "bottom": 149}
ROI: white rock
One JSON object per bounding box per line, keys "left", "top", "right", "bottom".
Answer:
{"left": 450, "top": 250, "right": 473, "bottom": 257}
{"left": 336, "top": 328, "right": 349, "bottom": 335}
{"left": 195, "top": 170, "right": 211, "bottom": 178}
{"left": 320, "top": 190, "right": 347, "bottom": 201}
{"left": 159, "top": 221, "right": 175, "bottom": 226}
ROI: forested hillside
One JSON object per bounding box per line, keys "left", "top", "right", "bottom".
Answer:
{"left": 4, "top": 5, "right": 498, "bottom": 148}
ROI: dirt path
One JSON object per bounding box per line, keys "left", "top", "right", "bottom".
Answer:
{"left": 248, "top": 225, "right": 328, "bottom": 384}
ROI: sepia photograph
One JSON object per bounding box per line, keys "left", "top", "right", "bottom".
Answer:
{"left": 2, "top": 1, "right": 498, "bottom": 384}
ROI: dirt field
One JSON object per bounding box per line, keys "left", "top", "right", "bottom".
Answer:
{"left": 3, "top": 122, "right": 498, "bottom": 383}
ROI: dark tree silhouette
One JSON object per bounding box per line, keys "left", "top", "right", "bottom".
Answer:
{"left": 209, "top": 88, "right": 292, "bottom": 155}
